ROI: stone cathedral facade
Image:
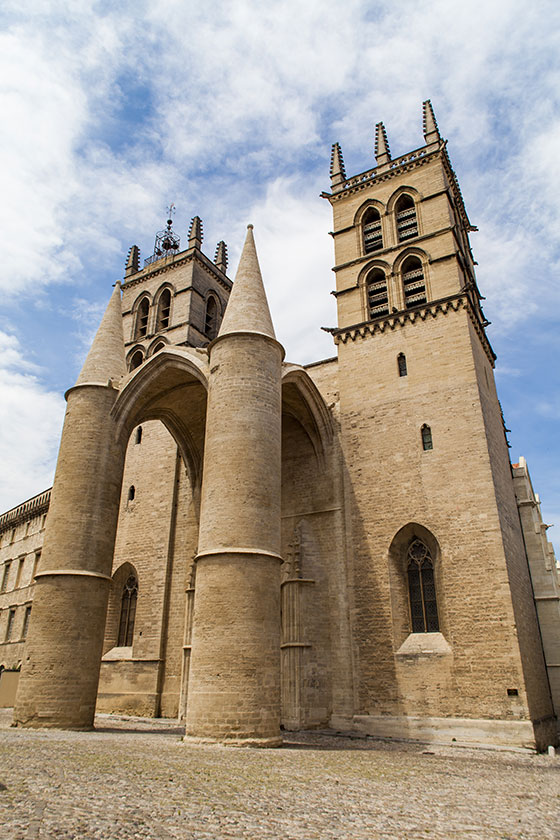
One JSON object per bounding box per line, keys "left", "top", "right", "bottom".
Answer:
{"left": 1, "top": 102, "right": 559, "bottom": 749}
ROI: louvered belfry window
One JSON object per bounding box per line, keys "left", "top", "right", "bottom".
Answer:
{"left": 156, "top": 289, "right": 171, "bottom": 331}
{"left": 205, "top": 296, "right": 218, "bottom": 339}
{"left": 118, "top": 575, "right": 138, "bottom": 647}
{"left": 136, "top": 297, "right": 150, "bottom": 339}
{"left": 407, "top": 539, "right": 439, "bottom": 633}
{"left": 363, "top": 207, "right": 383, "bottom": 253}
{"left": 396, "top": 194, "right": 418, "bottom": 241}
{"left": 402, "top": 256, "right": 427, "bottom": 309}
{"left": 366, "top": 268, "right": 389, "bottom": 319}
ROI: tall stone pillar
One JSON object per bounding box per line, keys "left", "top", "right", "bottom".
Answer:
{"left": 14, "top": 283, "right": 126, "bottom": 729}
{"left": 185, "top": 226, "right": 284, "bottom": 746}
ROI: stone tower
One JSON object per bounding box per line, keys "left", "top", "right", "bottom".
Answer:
{"left": 14, "top": 284, "right": 127, "bottom": 728}
{"left": 185, "top": 226, "right": 285, "bottom": 745}
{"left": 324, "top": 101, "right": 556, "bottom": 749}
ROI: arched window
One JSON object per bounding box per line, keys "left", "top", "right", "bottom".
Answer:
{"left": 135, "top": 426, "right": 142, "bottom": 445}
{"left": 397, "top": 353, "right": 407, "bottom": 377}
{"left": 117, "top": 575, "right": 138, "bottom": 647}
{"left": 205, "top": 296, "right": 218, "bottom": 339}
{"left": 407, "top": 539, "right": 439, "bottom": 633}
{"left": 129, "top": 350, "right": 144, "bottom": 371}
{"left": 152, "top": 342, "right": 165, "bottom": 354}
{"left": 135, "top": 297, "right": 150, "bottom": 339}
{"left": 363, "top": 207, "right": 383, "bottom": 253}
{"left": 395, "top": 194, "right": 418, "bottom": 241}
{"left": 401, "top": 256, "right": 427, "bottom": 309}
{"left": 421, "top": 424, "right": 433, "bottom": 451}
{"left": 366, "top": 268, "right": 389, "bottom": 319}
{"left": 156, "top": 289, "right": 171, "bottom": 332}
{"left": 128, "top": 485, "right": 135, "bottom": 501}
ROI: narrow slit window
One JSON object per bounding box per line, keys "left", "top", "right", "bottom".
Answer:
{"left": 118, "top": 575, "right": 138, "bottom": 647}
{"left": 366, "top": 268, "right": 389, "bottom": 319}
{"left": 135, "top": 426, "right": 142, "bottom": 445}
{"left": 5, "top": 608, "right": 16, "bottom": 641}
{"left": 32, "top": 551, "right": 41, "bottom": 581}
{"left": 421, "top": 424, "right": 433, "bottom": 451}
{"left": 396, "top": 194, "right": 418, "bottom": 242}
{"left": 128, "top": 485, "right": 136, "bottom": 502}
{"left": 1, "top": 561, "right": 11, "bottom": 592}
{"left": 402, "top": 256, "right": 427, "bottom": 309}
{"left": 15, "top": 557, "right": 25, "bottom": 588}
{"left": 156, "top": 289, "right": 171, "bottom": 332}
{"left": 397, "top": 353, "right": 407, "bottom": 377}
{"left": 407, "top": 539, "right": 439, "bottom": 633}
{"left": 363, "top": 208, "right": 383, "bottom": 253}
{"left": 22, "top": 606, "right": 31, "bottom": 639}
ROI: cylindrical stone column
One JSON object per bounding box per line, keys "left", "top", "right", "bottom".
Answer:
{"left": 14, "top": 383, "right": 125, "bottom": 729}
{"left": 185, "top": 331, "right": 283, "bottom": 745}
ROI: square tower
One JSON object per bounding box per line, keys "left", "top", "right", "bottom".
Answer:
{"left": 323, "top": 103, "right": 556, "bottom": 749}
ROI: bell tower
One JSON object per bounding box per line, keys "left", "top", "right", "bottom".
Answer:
{"left": 323, "top": 102, "right": 556, "bottom": 750}
{"left": 326, "top": 100, "right": 489, "bottom": 343}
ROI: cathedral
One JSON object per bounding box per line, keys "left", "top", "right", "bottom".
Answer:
{"left": 1, "top": 102, "right": 559, "bottom": 750}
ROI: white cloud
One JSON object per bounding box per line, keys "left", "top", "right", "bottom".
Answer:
{"left": 1, "top": 0, "right": 560, "bottom": 527}
{"left": 0, "top": 332, "right": 65, "bottom": 511}
{"left": 244, "top": 177, "right": 336, "bottom": 363}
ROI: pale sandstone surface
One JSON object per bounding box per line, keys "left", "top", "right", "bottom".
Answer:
{"left": 0, "top": 711, "right": 558, "bottom": 840}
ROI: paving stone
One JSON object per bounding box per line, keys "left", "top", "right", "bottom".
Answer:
{"left": 0, "top": 712, "right": 559, "bottom": 839}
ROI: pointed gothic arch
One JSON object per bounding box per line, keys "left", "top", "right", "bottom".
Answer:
{"left": 387, "top": 523, "right": 444, "bottom": 646}
{"left": 104, "top": 562, "right": 140, "bottom": 653}
{"left": 113, "top": 346, "right": 209, "bottom": 487}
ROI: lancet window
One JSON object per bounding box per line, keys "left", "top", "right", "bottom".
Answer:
{"left": 407, "top": 539, "right": 439, "bottom": 633}
{"left": 363, "top": 207, "right": 383, "bottom": 253}
{"left": 402, "top": 256, "right": 427, "bottom": 309}
{"left": 366, "top": 268, "right": 389, "bottom": 319}
{"left": 129, "top": 350, "right": 144, "bottom": 371}
{"left": 205, "top": 296, "right": 218, "bottom": 339}
{"left": 156, "top": 289, "right": 171, "bottom": 332}
{"left": 396, "top": 194, "right": 418, "bottom": 241}
{"left": 135, "top": 297, "right": 150, "bottom": 339}
{"left": 117, "top": 575, "right": 138, "bottom": 647}
{"left": 421, "top": 424, "right": 433, "bottom": 451}
{"left": 397, "top": 353, "right": 407, "bottom": 377}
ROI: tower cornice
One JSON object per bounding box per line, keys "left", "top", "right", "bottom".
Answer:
{"left": 322, "top": 142, "right": 475, "bottom": 234}
{"left": 324, "top": 292, "right": 496, "bottom": 365}
{"left": 121, "top": 248, "right": 232, "bottom": 292}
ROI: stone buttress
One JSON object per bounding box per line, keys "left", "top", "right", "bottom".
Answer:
{"left": 185, "top": 226, "right": 284, "bottom": 745}
{"left": 13, "top": 284, "right": 126, "bottom": 728}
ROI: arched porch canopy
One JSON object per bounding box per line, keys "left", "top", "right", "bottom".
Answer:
{"left": 112, "top": 346, "right": 209, "bottom": 486}
{"left": 281, "top": 365, "right": 333, "bottom": 466}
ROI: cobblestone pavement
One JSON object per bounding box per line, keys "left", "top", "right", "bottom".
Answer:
{"left": 0, "top": 710, "right": 559, "bottom": 840}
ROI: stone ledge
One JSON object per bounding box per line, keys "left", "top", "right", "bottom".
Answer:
{"left": 352, "top": 714, "right": 536, "bottom": 750}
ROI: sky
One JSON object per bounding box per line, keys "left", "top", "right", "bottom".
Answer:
{"left": 0, "top": 0, "right": 559, "bottom": 553}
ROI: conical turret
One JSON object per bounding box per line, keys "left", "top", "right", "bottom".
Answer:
{"left": 218, "top": 225, "right": 276, "bottom": 340}
{"left": 185, "top": 222, "right": 284, "bottom": 746}
{"left": 75, "top": 283, "right": 126, "bottom": 387}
